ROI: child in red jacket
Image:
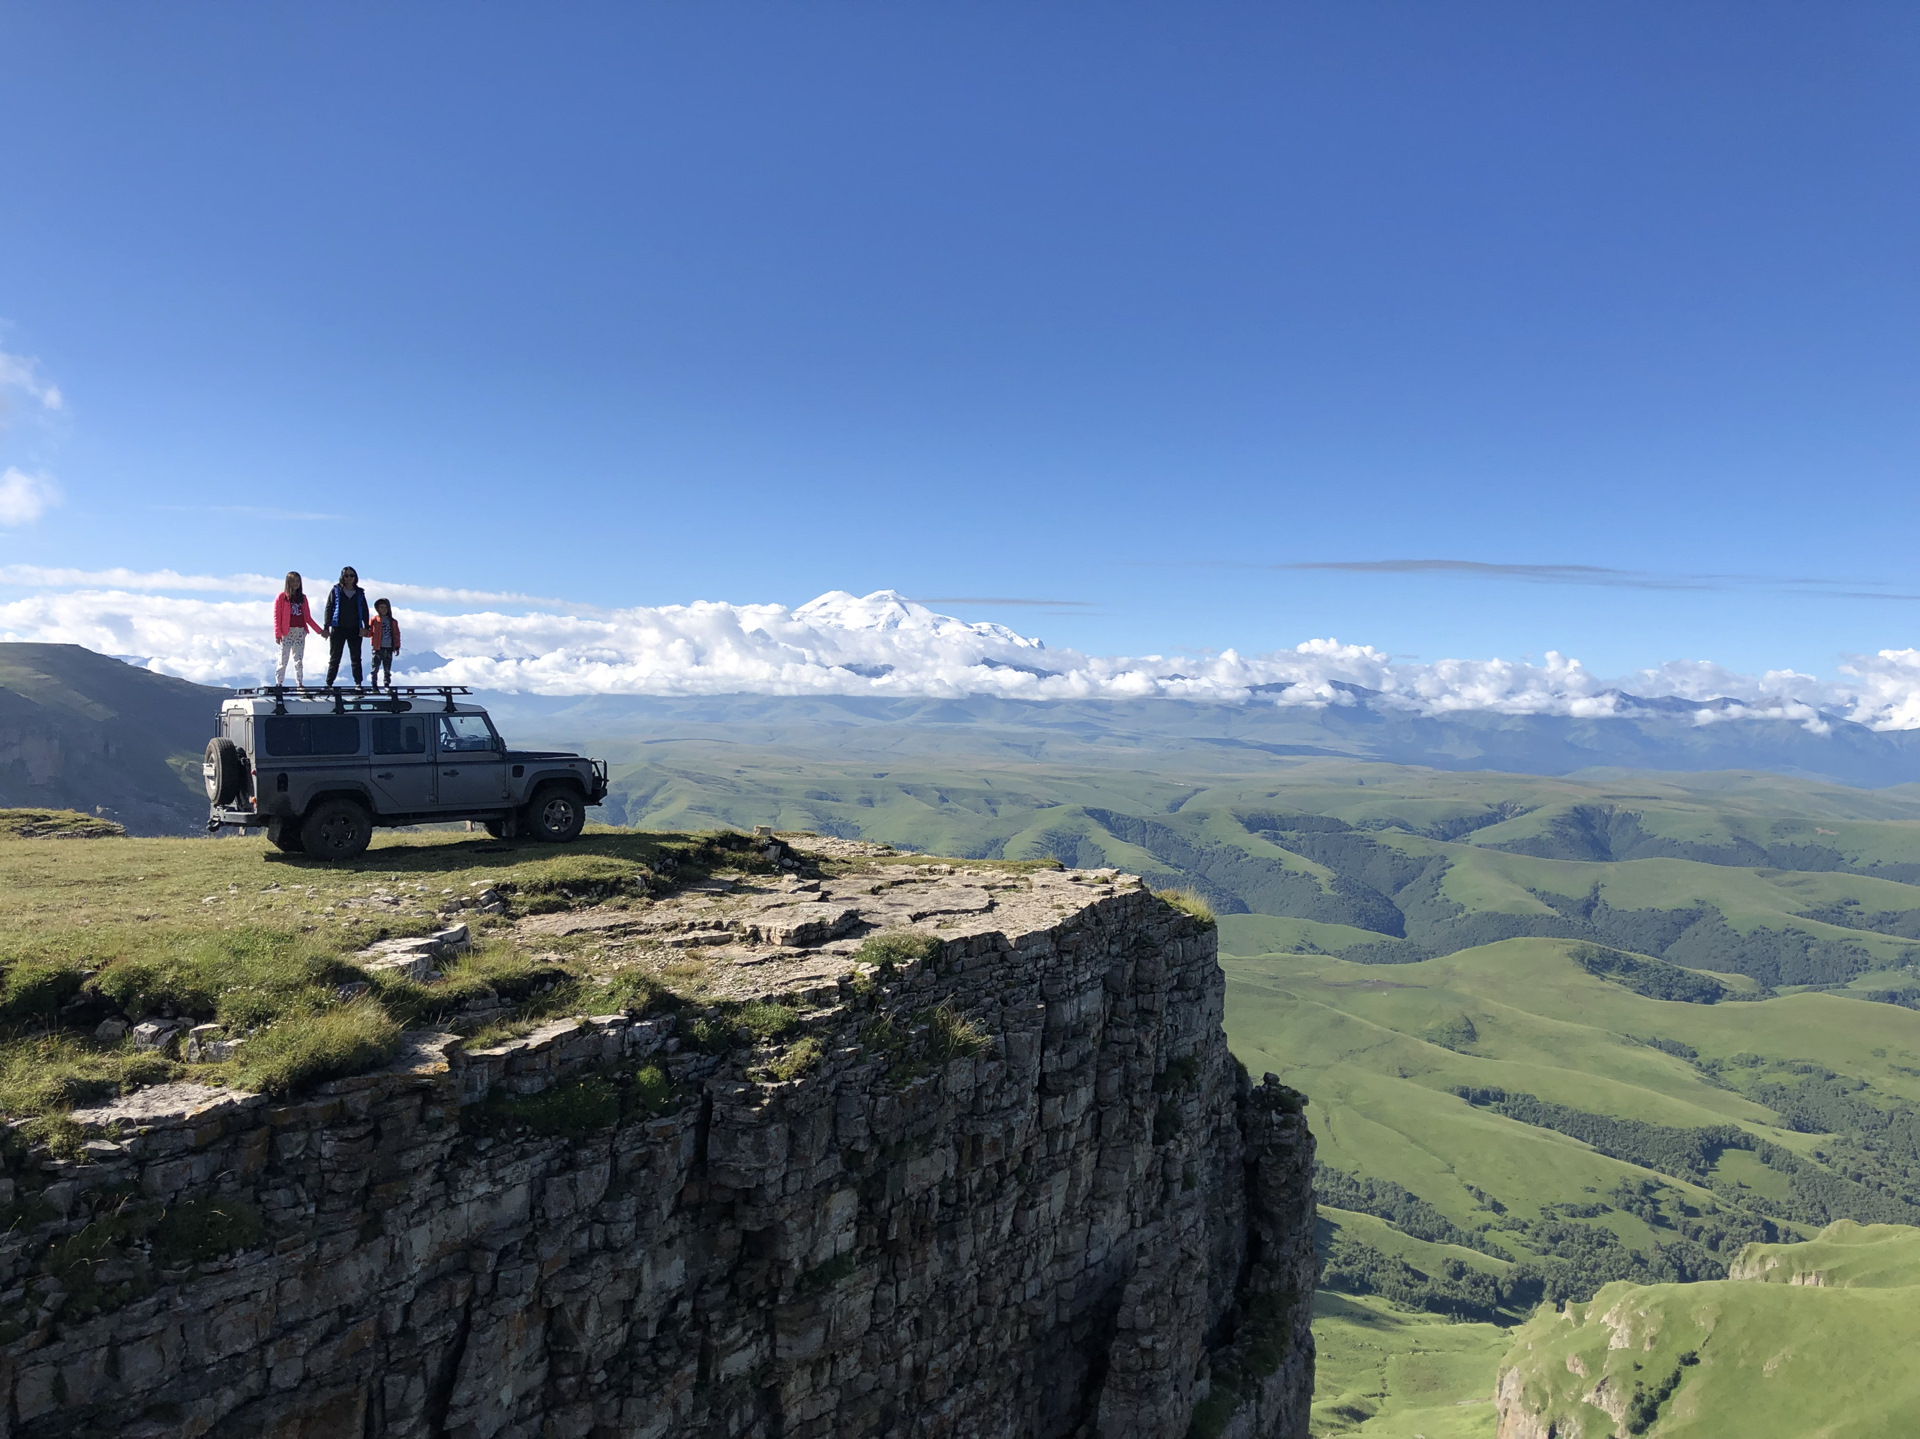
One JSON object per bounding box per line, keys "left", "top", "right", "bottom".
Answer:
{"left": 273, "top": 572, "right": 324, "bottom": 687}
{"left": 367, "top": 597, "right": 401, "bottom": 687}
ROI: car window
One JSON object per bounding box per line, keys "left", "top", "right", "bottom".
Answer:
{"left": 372, "top": 717, "right": 427, "bottom": 755}
{"left": 437, "top": 714, "right": 498, "bottom": 753}
{"left": 262, "top": 715, "right": 362, "bottom": 756}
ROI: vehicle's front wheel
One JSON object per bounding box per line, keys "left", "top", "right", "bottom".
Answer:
{"left": 483, "top": 818, "right": 512, "bottom": 840}
{"left": 267, "top": 818, "right": 306, "bottom": 854}
{"left": 525, "top": 784, "right": 586, "bottom": 843}
{"left": 300, "top": 798, "right": 373, "bottom": 861}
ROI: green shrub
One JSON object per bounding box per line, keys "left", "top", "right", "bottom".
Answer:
{"left": 737, "top": 1001, "right": 799, "bottom": 1044}
{"left": 766, "top": 1035, "right": 823, "bottom": 1083}
{"left": 685, "top": 1015, "right": 732, "bottom": 1054}
{"left": 482, "top": 1076, "right": 621, "bottom": 1138}
{"left": 0, "top": 962, "right": 85, "bottom": 1027}
{"left": 632, "top": 1061, "right": 676, "bottom": 1115}
{"left": 796, "top": 1249, "right": 859, "bottom": 1292}
{"left": 1154, "top": 1096, "right": 1183, "bottom": 1145}
{"left": 1153, "top": 1055, "right": 1200, "bottom": 1094}
{"left": 152, "top": 1197, "right": 265, "bottom": 1266}
{"left": 853, "top": 931, "right": 943, "bottom": 976}
{"left": 926, "top": 1002, "right": 990, "bottom": 1062}
{"left": 591, "top": 969, "right": 662, "bottom": 1014}
{"left": 228, "top": 1000, "right": 400, "bottom": 1099}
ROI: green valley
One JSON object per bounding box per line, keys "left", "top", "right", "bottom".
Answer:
{"left": 590, "top": 745, "right": 1920, "bottom": 1433}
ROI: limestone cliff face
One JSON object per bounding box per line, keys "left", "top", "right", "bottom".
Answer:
{"left": 0, "top": 867, "right": 1315, "bottom": 1439}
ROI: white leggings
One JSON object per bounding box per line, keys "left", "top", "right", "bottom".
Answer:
{"left": 276, "top": 630, "right": 307, "bottom": 686}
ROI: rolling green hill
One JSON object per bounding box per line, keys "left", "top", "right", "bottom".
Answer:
{"left": 1493, "top": 1222, "right": 1920, "bottom": 1438}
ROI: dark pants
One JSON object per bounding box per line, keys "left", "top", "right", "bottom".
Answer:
{"left": 327, "top": 630, "right": 363, "bottom": 686}
{"left": 370, "top": 647, "right": 395, "bottom": 685}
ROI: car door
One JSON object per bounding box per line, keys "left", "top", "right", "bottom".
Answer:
{"left": 433, "top": 713, "right": 509, "bottom": 810}
{"left": 369, "top": 713, "right": 436, "bottom": 814}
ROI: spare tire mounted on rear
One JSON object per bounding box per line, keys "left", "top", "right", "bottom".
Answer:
{"left": 203, "top": 737, "right": 246, "bottom": 805}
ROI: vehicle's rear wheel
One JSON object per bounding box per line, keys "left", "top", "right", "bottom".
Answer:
{"left": 203, "top": 738, "right": 246, "bottom": 805}
{"left": 299, "top": 798, "right": 372, "bottom": 861}
{"left": 267, "top": 818, "right": 306, "bottom": 854}
{"left": 525, "top": 784, "right": 586, "bottom": 843}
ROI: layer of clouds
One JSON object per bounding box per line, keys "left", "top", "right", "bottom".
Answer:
{"left": 0, "top": 565, "right": 567, "bottom": 607}
{"left": 0, "top": 579, "right": 1914, "bottom": 731}
{"left": 0, "top": 469, "right": 61, "bottom": 527}
{"left": 1218, "top": 558, "right": 1917, "bottom": 600}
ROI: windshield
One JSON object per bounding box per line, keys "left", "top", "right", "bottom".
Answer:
{"left": 437, "top": 714, "right": 499, "bottom": 753}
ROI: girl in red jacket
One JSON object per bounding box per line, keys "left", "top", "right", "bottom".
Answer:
{"left": 367, "top": 597, "right": 401, "bottom": 687}
{"left": 274, "top": 572, "right": 324, "bottom": 687}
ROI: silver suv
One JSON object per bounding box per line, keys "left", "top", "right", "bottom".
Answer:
{"left": 204, "top": 685, "right": 610, "bottom": 860}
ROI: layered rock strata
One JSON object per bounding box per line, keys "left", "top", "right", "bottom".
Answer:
{"left": 0, "top": 859, "right": 1315, "bottom": 1438}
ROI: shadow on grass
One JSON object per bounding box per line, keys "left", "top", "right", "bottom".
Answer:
{"left": 259, "top": 830, "right": 716, "bottom": 876}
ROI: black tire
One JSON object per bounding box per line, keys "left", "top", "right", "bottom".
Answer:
{"left": 525, "top": 784, "right": 586, "bottom": 843}
{"left": 267, "top": 818, "right": 306, "bottom": 854}
{"left": 203, "top": 738, "right": 246, "bottom": 805}
{"left": 299, "top": 798, "right": 373, "bottom": 861}
{"left": 483, "top": 818, "right": 511, "bottom": 840}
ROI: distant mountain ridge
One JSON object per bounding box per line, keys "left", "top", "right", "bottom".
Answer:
{"left": 0, "top": 644, "right": 225, "bottom": 834}
{"left": 478, "top": 687, "right": 1919, "bottom": 788}
{"left": 2, "top": 644, "right": 1915, "bottom": 840}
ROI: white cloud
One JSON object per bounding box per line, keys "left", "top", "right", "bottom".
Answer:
{"left": 0, "top": 582, "right": 1914, "bottom": 731}
{"left": 0, "top": 469, "right": 60, "bottom": 527}
{"left": 0, "top": 350, "right": 63, "bottom": 414}
{"left": 0, "top": 564, "right": 566, "bottom": 607}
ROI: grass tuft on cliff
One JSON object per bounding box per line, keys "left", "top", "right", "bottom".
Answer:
{"left": 0, "top": 808, "right": 127, "bottom": 840}
{"left": 1156, "top": 887, "right": 1216, "bottom": 928}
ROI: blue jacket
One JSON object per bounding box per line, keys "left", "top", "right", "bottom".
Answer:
{"left": 326, "top": 585, "right": 371, "bottom": 633}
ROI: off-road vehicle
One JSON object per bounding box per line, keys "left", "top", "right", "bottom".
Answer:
{"left": 204, "top": 686, "right": 610, "bottom": 861}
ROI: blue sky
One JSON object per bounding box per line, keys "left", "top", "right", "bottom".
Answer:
{"left": 0, "top": 2, "right": 1913, "bottom": 681}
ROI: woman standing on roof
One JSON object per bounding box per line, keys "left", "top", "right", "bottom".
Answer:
{"left": 322, "top": 565, "right": 372, "bottom": 688}
{"left": 273, "top": 571, "right": 324, "bottom": 687}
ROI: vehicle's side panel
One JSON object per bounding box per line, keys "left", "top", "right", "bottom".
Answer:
{"left": 258, "top": 713, "right": 374, "bottom": 818}
{"left": 433, "top": 714, "right": 509, "bottom": 811}
{"left": 369, "top": 714, "right": 436, "bottom": 813}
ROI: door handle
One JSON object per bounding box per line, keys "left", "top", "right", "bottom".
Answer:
{"left": 443, "top": 768, "right": 459, "bottom": 776}
{"left": 375, "top": 772, "right": 394, "bottom": 780}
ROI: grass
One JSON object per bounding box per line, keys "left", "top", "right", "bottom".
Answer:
{"left": 1223, "top": 933, "right": 1920, "bottom": 1431}
{"left": 765, "top": 1035, "right": 823, "bottom": 1082}
{"left": 1308, "top": 1290, "right": 1505, "bottom": 1438}
{"left": 1156, "top": 887, "right": 1217, "bottom": 928}
{"left": 0, "top": 808, "right": 126, "bottom": 840}
{"left": 1495, "top": 1231, "right": 1920, "bottom": 1439}
{"left": 0, "top": 825, "right": 791, "bottom": 1117}
{"left": 226, "top": 999, "right": 401, "bottom": 1098}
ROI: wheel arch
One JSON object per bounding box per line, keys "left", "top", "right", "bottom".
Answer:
{"left": 298, "top": 785, "right": 379, "bottom": 819}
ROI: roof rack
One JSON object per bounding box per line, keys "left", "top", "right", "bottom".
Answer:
{"left": 230, "top": 684, "right": 473, "bottom": 715}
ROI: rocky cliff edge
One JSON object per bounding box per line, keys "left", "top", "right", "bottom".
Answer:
{"left": 0, "top": 845, "right": 1316, "bottom": 1439}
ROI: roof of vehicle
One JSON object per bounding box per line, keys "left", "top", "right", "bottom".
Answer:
{"left": 221, "top": 689, "right": 490, "bottom": 719}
